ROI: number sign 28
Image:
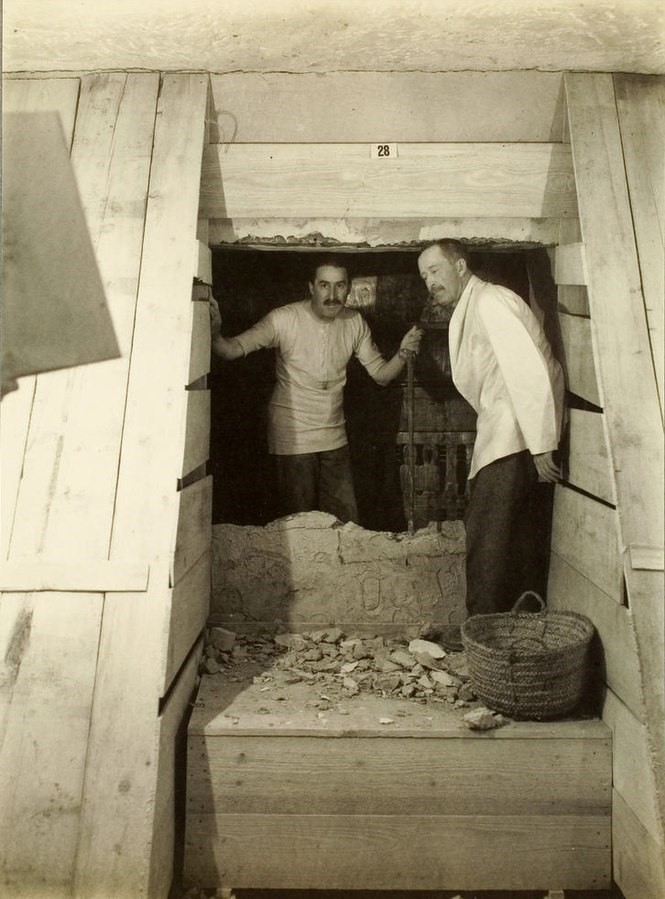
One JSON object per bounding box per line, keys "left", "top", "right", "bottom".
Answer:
{"left": 370, "top": 143, "right": 398, "bottom": 159}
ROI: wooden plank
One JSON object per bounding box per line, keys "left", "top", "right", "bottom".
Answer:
{"left": 615, "top": 74, "right": 665, "bottom": 417}
{"left": 551, "top": 487, "right": 622, "bottom": 603}
{"left": 603, "top": 690, "right": 662, "bottom": 842}
{"left": 194, "top": 239, "right": 212, "bottom": 284}
{"left": 554, "top": 242, "right": 586, "bottom": 285}
{"left": 548, "top": 553, "right": 644, "bottom": 720}
{"left": 210, "top": 72, "right": 566, "bottom": 143}
{"left": 209, "top": 216, "right": 563, "bottom": 248}
{"left": 75, "top": 75, "right": 209, "bottom": 899}
{"left": 110, "top": 74, "right": 209, "bottom": 559}
{"left": 0, "top": 592, "right": 102, "bottom": 895}
{"left": 172, "top": 476, "right": 212, "bottom": 586}
{"left": 566, "top": 72, "right": 665, "bottom": 835}
{"left": 558, "top": 312, "right": 602, "bottom": 406}
{"left": 8, "top": 73, "right": 160, "bottom": 560}
{"left": 2, "top": 77, "right": 80, "bottom": 147}
{"left": 558, "top": 285, "right": 589, "bottom": 316}
{"left": 613, "top": 790, "right": 665, "bottom": 899}
{"left": 627, "top": 544, "right": 664, "bottom": 571}
{"left": 3, "top": 111, "right": 120, "bottom": 381}
{"left": 164, "top": 551, "right": 210, "bottom": 694}
{"left": 185, "top": 813, "right": 610, "bottom": 891}
{"left": 182, "top": 389, "right": 210, "bottom": 478}
{"left": 149, "top": 643, "right": 201, "bottom": 899}
{"left": 1, "top": 78, "right": 80, "bottom": 560}
{"left": 200, "top": 142, "right": 578, "bottom": 220}
{"left": 189, "top": 732, "right": 609, "bottom": 817}
{"left": 188, "top": 298, "right": 211, "bottom": 385}
{"left": 565, "top": 408, "right": 615, "bottom": 504}
{"left": 0, "top": 561, "right": 149, "bottom": 593}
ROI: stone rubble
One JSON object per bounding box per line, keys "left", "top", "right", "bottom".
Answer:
{"left": 200, "top": 626, "right": 501, "bottom": 716}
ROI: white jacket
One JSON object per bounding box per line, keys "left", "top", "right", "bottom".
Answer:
{"left": 449, "top": 275, "right": 565, "bottom": 479}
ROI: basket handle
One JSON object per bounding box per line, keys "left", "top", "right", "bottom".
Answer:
{"left": 511, "top": 591, "right": 546, "bottom": 614}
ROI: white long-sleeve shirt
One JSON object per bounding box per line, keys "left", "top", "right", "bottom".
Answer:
{"left": 235, "top": 300, "right": 389, "bottom": 454}
{"left": 449, "top": 275, "right": 565, "bottom": 479}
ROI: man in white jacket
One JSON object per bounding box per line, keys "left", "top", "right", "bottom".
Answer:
{"left": 418, "top": 240, "right": 565, "bottom": 624}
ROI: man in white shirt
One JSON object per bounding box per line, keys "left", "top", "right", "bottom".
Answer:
{"left": 418, "top": 240, "right": 564, "bottom": 624}
{"left": 210, "top": 255, "right": 423, "bottom": 523}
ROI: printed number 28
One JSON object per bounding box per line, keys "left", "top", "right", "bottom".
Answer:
{"left": 377, "top": 144, "right": 391, "bottom": 157}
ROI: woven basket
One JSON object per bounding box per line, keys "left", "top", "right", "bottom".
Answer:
{"left": 461, "top": 592, "right": 595, "bottom": 720}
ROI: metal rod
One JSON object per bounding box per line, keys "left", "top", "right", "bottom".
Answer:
{"left": 407, "top": 351, "right": 415, "bottom": 535}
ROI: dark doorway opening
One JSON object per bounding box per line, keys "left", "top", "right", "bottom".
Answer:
{"left": 209, "top": 246, "right": 533, "bottom": 531}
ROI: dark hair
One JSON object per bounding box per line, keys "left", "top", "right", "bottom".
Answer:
{"left": 421, "top": 239, "right": 469, "bottom": 265}
{"left": 308, "top": 253, "right": 353, "bottom": 283}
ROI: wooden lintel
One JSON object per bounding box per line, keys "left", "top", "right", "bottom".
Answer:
{"left": 0, "top": 561, "right": 150, "bottom": 593}
{"left": 555, "top": 242, "right": 587, "bottom": 285}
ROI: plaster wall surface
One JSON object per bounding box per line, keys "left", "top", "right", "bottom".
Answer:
{"left": 4, "top": 0, "right": 664, "bottom": 74}
{"left": 211, "top": 511, "right": 466, "bottom": 636}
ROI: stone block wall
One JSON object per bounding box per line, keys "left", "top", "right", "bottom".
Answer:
{"left": 211, "top": 512, "right": 466, "bottom": 637}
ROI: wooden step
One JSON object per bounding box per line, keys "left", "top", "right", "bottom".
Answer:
{"left": 185, "top": 675, "right": 612, "bottom": 893}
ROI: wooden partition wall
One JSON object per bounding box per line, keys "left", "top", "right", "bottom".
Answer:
{"left": 548, "top": 73, "right": 665, "bottom": 899}
{"left": 0, "top": 73, "right": 212, "bottom": 898}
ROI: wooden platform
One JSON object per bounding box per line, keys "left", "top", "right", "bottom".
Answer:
{"left": 185, "top": 672, "right": 612, "bottom": 893}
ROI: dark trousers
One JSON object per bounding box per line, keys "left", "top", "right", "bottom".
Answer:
{"left": 464, "top": 450, "right": 554, "bottom": 616}
{"left": 274, "top": 445, "right": 359, "bottom": 523}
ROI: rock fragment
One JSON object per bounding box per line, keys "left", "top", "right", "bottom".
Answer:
{"left": 408, "top": 638, "right": 446, "bottom": 659}
{"left": 463, "top": 707, "right": 507, "bottom": 731}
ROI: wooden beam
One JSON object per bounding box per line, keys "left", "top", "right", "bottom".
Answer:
{"left": 188, "top": 299, "right": 212, "bottom": 386}
{"left": 163, "top": 551, "right": 210, "bottom": 693}
{"left": 210, "top": 71, "right": 566, "bottom": 143}
{"left": 194, "top": 239, "right": 212, "bottom": 285}
{"left": 0, "top": 561, "right": 149, "bottom": 593}
{"left": 200, "top": 143, "right": 578, "bottom": 220}
{"left": 186, "top": 813, "right": 609, "bottom": 891}
{"left": 565, "top": 408, "right": 616, "bottom": 505}
{"left": 558, "top": 312, "right": 602, "bottom": 406}
{"left": 615, "top": 74, "right": 665, "bottom": 418}
{"left": 551, "top": 486, "right": 622, "bottom": 603}
{"left": 613, "top": 790, "right": 665, "bottom": 899}
{"left": 171, "top": 476, "right": 212, "bottom": 587}
{"left": 209, "top": 216, "right": 563, "bottom": 248}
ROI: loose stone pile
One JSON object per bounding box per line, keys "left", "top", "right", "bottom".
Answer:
{"left": 204, "top": 625, "right": 483, "bottom": 709}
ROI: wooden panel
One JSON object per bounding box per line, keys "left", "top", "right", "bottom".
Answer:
{"left": 558, "top": 284, "right": 589, "bottom": 316}
{"left": 188, "top": 299, "right": 211, "bottom": 385}
{"left": 185, "top": 813, "right": 610, "bottom": 891}
{"left": 548, "top": 553, "right": 644, "bottom": 720}
{"left": 172, "top": 476, "right": 212, "bottom": 586}
{"left": 0, "top": 593, "right": 102, "bottom": 895}
{"left": 613, "top": 790, "right": 665, "bottom": 899}
{"left": 0, "top": 561, "right": 149, "bottom": 593}
{"left": 74, "top": 75, "right": 209, "bottom": 898}
{"left": 551, "top": 487, "right": 622, "bottom": 602}
{"left": 1, "top": 78, "right": 80, "bottom": 560}
{"left": 603, "top": 690, "right": 662, "bottom": 841}
{"left": 200, "top": 143, "right": 578, "bottom": 220}
{"left": 182, "top": 389, "right": 210, "bottom": 478}
{"left": 8, "top": 73, "right": 160, "bottom": 560}
{"left": 190, "top": 733, "right": 609, "bottom": 817}
{"left": 558, "top": 312, "right": 602, "bottom": 406}
{"left": 149, "top": 644, "right": 201, "bottom": 899}
{"left": 210, "top": 71, "right": 565, "bottom": 143}
{"left": 209, "top": 216, "right": 563, "bottom": 247}
{"left": 164, "top": 551, "right": 210, "bottom": 693}
{"left": 565, "top": 408, "right": 615, "bottom": 504}
{"left": 615, "top": 74, "right": 665, "bottom": 416}
{"left": 110, "top": 74, "right": 209, "bottom": 559}
{"left": 554, "top": 242, "right": 586, "bottom": 285}
{"left": 194, "top": 239, "right": 212, "bottom": 284}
